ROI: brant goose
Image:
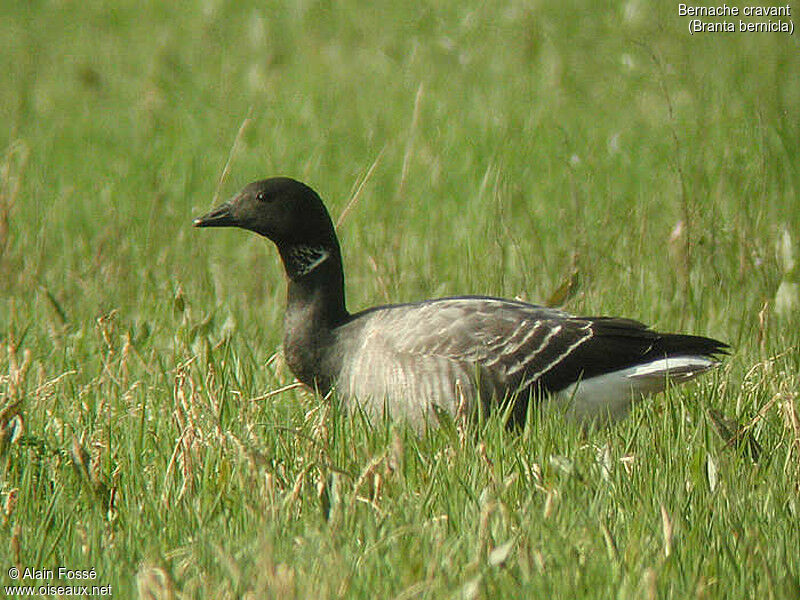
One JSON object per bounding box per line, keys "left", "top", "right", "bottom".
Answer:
{"left": 194, "top": 178, "right": 727, "bottom": 429}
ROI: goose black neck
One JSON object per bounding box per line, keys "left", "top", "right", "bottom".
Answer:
{"left": 279, "top": 241, "right": 349, "bottom": 328}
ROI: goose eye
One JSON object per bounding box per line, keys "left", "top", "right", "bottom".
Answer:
{"left": 256, "top": 191, "right": 269, "bottom": 203}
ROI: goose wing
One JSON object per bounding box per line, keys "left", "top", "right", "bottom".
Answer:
{"left": 333, "top": 296, "right": 725, "bottom": 426}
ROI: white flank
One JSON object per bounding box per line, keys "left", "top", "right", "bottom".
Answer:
{"left": 550, "top": 355, "right": 718, "bottom": 423}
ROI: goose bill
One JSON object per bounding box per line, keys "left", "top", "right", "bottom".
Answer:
{"left": 193, "top": 203, "right": 235, "bottom": 228}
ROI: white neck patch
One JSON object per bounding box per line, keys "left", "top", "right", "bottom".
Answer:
{"left": 287, "top": 245, "right": 331, "bottom": 278}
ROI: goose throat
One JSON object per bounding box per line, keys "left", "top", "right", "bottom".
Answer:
{"left": 286, "top": 245, "right": 331, "bottom": 278}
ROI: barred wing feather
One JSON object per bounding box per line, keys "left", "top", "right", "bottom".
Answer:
{"left": 334, "top": 296, "right": 725, "bottom": 426}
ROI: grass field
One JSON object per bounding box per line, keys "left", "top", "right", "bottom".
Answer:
{"left": 1, "top": 2, "right": 799, "bottom": 598}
